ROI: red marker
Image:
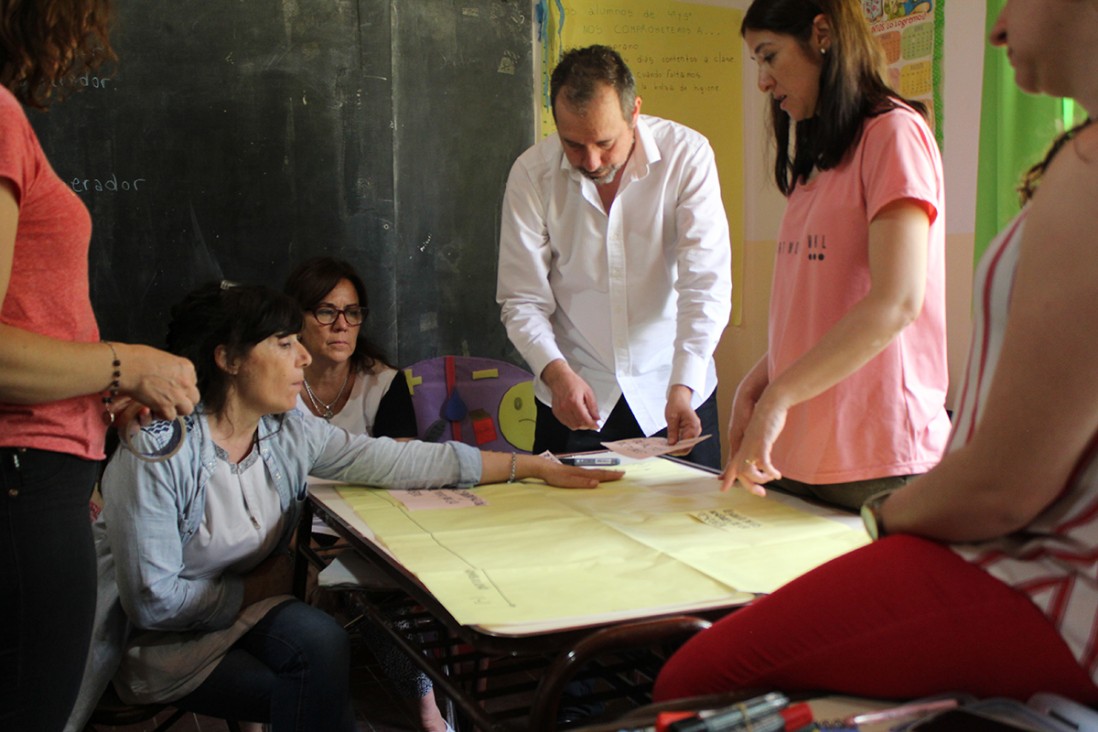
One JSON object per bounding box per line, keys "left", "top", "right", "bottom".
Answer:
{"left": 668, "top": 699, "right": 812, "bottom": 732}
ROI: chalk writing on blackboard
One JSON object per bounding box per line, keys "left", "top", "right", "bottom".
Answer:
{"left": 70, "top": 175, "right": 147, "bottom": 193}
{"left": 30, "top": 0, "right": 535, "bottom": 366}
{"left": 56, "top": 72, "right": 112, "bottom": 89}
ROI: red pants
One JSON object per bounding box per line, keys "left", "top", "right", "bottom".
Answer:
{"left": 654, "top": 536, "right": 1098, "bottom": 703}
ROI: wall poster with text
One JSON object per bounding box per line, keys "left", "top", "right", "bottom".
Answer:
{"left": 862, "top": 0, "right": 945, "bottom": 149}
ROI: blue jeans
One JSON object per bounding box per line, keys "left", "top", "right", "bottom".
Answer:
{"left": 176, "top": 599, "right": 356, "bottom": 731}
{"left": 0, "top": 447, "right": 98, "bottom": 732}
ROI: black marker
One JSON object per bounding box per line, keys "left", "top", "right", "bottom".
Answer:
{"left": 560, "top": 456, "right": 621, "bottom": 466}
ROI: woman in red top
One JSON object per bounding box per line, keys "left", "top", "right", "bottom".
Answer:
{"left": 0, "top": 4, "right": 198, "bottom": 730}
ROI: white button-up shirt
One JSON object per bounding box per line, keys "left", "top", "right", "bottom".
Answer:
{"left": 497, "top": 115, "right": 732, "bottom": 435}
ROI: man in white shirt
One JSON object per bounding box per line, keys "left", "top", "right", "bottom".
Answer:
{"left": 496, "top": 45, "right": 732, "bottom": 469}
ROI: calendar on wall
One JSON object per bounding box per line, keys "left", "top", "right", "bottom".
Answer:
{"left": 862, "top": 0, "right": 944, "bottom": 148}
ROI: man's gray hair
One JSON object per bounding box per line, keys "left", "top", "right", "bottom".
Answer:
{"left": 550, "top": 45, "right": 637, "bottom": 121}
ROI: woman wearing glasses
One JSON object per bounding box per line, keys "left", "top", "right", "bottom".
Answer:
{"left": 284, "top": 257, "right": 449, "bottom": 731}
{"left": 285, "top": 257, "right": 417, "bottom": 440}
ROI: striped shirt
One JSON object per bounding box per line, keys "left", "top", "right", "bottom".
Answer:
{"left": 953, "top": 207, "right": 1098, "bottom": 682}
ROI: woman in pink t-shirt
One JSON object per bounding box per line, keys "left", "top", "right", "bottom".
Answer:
{"left": 0, "top": 4, "right": 198, "bottom": 730}
{"left": 719, "top": 0, "right": 950, "bottom": 511}
{"left": 655, "top": 0, "right": 1098, "bottom": 703}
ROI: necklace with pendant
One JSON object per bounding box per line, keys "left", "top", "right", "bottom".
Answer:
{"left": 303, "top": 370, "right": 351, "bottom": 420}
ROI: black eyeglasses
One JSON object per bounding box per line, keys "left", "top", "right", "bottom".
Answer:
{"left": 311, "top": 306, "right": 367, "bottom": 326}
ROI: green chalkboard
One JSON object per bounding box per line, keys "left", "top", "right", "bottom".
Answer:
{"left": 30, "top": 0, "right": 534, "bottom": 365}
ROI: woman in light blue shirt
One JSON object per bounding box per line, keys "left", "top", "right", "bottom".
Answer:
{"left": 67, "top": 281, "right": 621, "bottom": 732}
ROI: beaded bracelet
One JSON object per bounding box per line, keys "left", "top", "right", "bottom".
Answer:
{"left": 507, "top": 452, "right": 518, "bottom": 483}
{"left": 101, "top": 340, "right": 121, "bottom": 424}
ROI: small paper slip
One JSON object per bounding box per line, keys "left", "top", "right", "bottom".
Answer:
{"left": 538, "top": 450, "right": 563, "bottom": 464}
{"left": 601, "top": 434, "right": 712, "bottom": 460}
{"left": 388, "top": 488, "right": 488, "bottom": 510}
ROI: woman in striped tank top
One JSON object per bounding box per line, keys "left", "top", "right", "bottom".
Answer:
{"left": 654, "top": 0, "right": 1098, "bottom": 701}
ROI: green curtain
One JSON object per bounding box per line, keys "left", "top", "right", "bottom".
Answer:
{"left": 973, "top": 0, "right": 1076, "bottom": 262}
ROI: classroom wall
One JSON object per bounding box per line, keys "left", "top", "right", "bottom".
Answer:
{"left": 31, "top": 0, "right": 536, "bottom": 366}
{"left": 708, "top": 0, "right": 986, "bottom": 462}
